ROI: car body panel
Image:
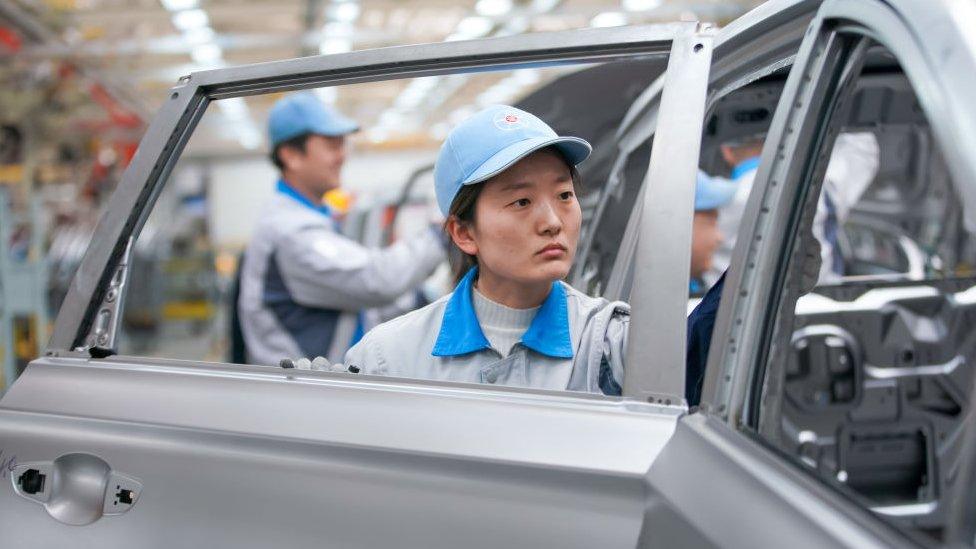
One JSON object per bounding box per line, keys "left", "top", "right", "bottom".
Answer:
{"left": 1, "top": 356, "right": 682, "bottom": 548}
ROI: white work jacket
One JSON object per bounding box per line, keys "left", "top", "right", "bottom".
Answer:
{"left": 343, "top": 267, "right": 630, "bottom": 395}
{"left": 238, "top": 180, "right": 445, "bottom": 366}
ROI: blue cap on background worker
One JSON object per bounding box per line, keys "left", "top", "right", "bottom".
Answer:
{"left": 691, "top": 170, "right": 738, "bottom": 292}
{"left": 268, "top": 92, "right": 359, "bottom": 146}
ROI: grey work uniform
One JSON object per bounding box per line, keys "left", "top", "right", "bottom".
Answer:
{"left": 343, "top": 267, "right": 629, "bottom": 395}
{"left": 239, "top": 180, "right": 445, "bottom": 366}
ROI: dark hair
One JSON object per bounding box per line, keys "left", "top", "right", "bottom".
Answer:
{"left": 270, "top": 132, "right": 313, "bottom": 171}
{"left": 444, "top": 146, "right": 583, "bottom": 285}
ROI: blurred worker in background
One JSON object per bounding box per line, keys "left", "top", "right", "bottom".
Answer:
{"left": 702, "top": 136, "right": 763, "bottom": 286}
{"left": 237, "top": 92, "right": 446, "bottom": 366}
{"left": 704, "top": 132, "right": 879, "bottom": 286}
{"left": 690, "top": 171, "right": 739, "bottom": 293}
{"left": 686, "top": 132, "right": 879, "bottom": 405}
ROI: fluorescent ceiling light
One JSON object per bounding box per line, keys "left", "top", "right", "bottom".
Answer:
{"left": 590, "top": 12, "right": 627, "bottom": 28}
{"left": 449, "top": 106, "right": 476, "bottom": 125}
{"left": 530, "top": 0, "right": 560, "bottom": 12}
{"left": 391, "top": 77, "right": 441, "bottom": 113}
{"left": 172, "top": 9, "right": 209, "bottom": 31}
{"left": 451, "top": 16, "right": 493, "bottom": 40}
{"left": 475, "top": 0, "right": 513, "bottom": 17}
{"left": 378, "top": 110, "right": 406, "bottom": 127}
{"left": 622, "top": 0, "right": 663, "bottom": 11}
{"left": 320, "top": 38, "right": 352, "bottom": 55}
{"left": 512, "top": 68, "right": 541, "bottom": 85}
{"left": 218, "top": 97, "right": 249, "bottom": 119}
{"left": 429, "top": 122, "right": 451, "bottom": 140}
{"left": 160, "top": 0, "right": 198, "bottom": 11}
{"left": 182, "top": 26, "right": 215, "bottom": 45}
{"left": 323, "top": 21, "right": 354, "bottom": 36}
{"left": 500, "top": 15, "right": 529, "bottom": 35}
{"left": 314, "top": 87, "right": 338, "bottom": 104}
{"left": 239, "top": 128, "right": 262, "bottom": 150}
{"left": 191, "top": 43, "right": 222, "bottom": 64}
{"left": 329, "top": 2, "right": 361, "bottom": 23}
{"left": 367, "top": 128, "right": 389, "bottom": 144}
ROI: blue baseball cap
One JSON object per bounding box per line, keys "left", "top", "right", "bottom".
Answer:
{"left": 695, "top": 170, "right": 739, "bottom": 211}
{"left": 268, "top": 92, "right": 359, "bottom": 147}
{"left": 434, "top": 105, "right": 592, "bottom": 216}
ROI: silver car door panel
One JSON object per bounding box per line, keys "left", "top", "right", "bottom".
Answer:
{"left": 1, "top": 357, "right": 686, "bottom": 547}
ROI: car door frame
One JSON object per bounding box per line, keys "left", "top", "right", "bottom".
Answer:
{"left": 658, "top": 0, "right": 976, "bottom": 545}
{"left": 38, "top": 23, "right": 714, "bottom": 407}
{"left": 571, "top": 0, "right": 819, "bottom": 404}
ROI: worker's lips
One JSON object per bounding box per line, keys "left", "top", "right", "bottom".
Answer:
{"left": 536, "top": 243, "right": 568, "bottom": 259}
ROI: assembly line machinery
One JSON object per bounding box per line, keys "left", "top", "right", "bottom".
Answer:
{"left": 0, "top": 186, "right": 48, "bottom": 393}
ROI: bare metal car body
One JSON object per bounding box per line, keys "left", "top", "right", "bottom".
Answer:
{"left": 1, "top": 0, "right": 974, "bottom": 547}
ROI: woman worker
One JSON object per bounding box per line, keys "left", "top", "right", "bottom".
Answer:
{"left": 343, "top": 105, "right": 629, "bottom": 395}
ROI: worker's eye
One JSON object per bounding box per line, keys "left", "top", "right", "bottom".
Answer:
{"left": 510, "top": 198, "right": 531, "bottom": 208}
{"left": 558, "top": 191, "right": 575, "bottom": 201}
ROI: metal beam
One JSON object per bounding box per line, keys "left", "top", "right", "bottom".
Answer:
{"left": 190, "top": 24, "right": 687, "bottom": 97}
{"left": 623, "top": 25, "right": 714, "bottom": 405}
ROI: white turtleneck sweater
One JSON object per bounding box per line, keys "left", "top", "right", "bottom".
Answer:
{"left": 472, "top": 287, "right": 539, "bottom": 357}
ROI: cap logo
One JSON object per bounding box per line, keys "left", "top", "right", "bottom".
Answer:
{"left": 493, "top": 112, "right": 524, "bottom": 131}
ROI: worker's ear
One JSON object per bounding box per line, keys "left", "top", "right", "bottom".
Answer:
{"left": 277, "top": 145, "right": 305, "bottom": 171}
{"left": 720, "top": 144, "right": 735, "bottom": 167}
{"left": 446, "top": 215, "right": 478, "bottom": 256}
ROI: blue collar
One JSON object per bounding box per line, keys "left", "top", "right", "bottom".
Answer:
{"left": 277, "top": 179, "right": 333, "bottom": 218}
{"left": 731, "top": 156, "right": 761, "bottom": 180}
{"left": 431, "top": 267, "right": 574, "bottom": 359}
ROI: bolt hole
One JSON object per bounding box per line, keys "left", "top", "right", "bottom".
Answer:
{"left": 693, "top": 43, "right": 703, "bottom": 53}
{"left": 171, "top": 92, "right": 179, "bottom": 99}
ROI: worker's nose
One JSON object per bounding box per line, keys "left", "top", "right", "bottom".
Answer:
{"left": 537, "top": 200, "right": 562, "bottom": 237}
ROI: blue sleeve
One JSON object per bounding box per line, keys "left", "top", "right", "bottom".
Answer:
{"left": 685, "top": 271, "right": 726, "bottom": 406}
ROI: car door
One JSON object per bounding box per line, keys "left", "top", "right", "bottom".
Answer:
{"left": 646, "top": 0, "right": 976, "bottom": 547}
{"left": 1, "top": 25, "right": 717, "bottom": 548}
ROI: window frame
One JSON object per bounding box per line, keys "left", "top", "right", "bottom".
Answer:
{"left": 46, "top": 23, "right": 714, "bottom": 406}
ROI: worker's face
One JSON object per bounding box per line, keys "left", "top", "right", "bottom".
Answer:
{"left": 720, "top": 141, "right": 764, "bottom": 169}
{"left": 285, "top": 134, "right": 347, "bottom": 194}
{"left": 691, "top": 209, "right": 723, "bottom": 279}
{"left": 450, "top": 150, "right": 581, "bottom": 288}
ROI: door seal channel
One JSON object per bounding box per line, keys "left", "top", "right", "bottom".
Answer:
{"left": 75, "top": 237, "right": 134, "bottom": 359}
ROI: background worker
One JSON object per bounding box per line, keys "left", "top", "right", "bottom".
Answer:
{"left": 687, "top": 132, "right": 879, "bottom": 404}
{"left": 690, "top": 170, "right": 739, "bottom": 293}
{"left": 705, "top": 132, "right": 880, "bottom": 286}
{"left": 238, "top": 92, "right": 446, "bottom": 366}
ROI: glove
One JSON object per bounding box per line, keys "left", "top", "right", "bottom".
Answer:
{"left": 279, "top": 356, "right": 360, "bottom": 373}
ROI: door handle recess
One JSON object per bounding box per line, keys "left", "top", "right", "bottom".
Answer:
{"left": 10, "top": 453, "right": 142, "bottom": 525}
